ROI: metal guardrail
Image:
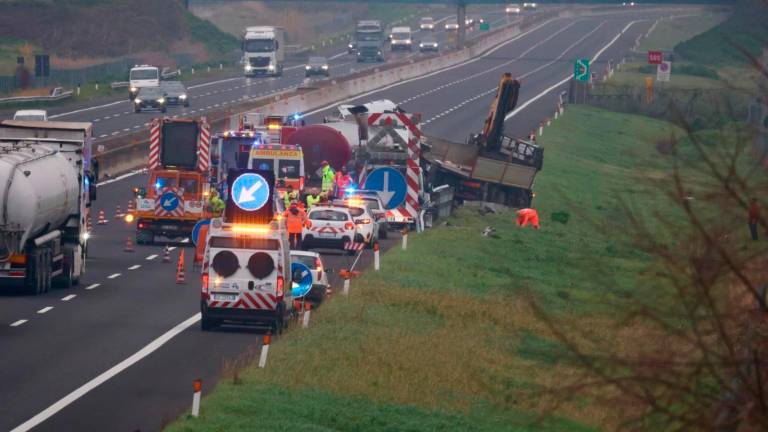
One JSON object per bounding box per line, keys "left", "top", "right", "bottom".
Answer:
{"left": 423, "top": 185, "right": 454, "bottom": 229}
{"left": 0, "top": 88, "right": 73, "bottom": 104}
{"left": 111, "top": 81, "right": 129, "bottom": 89}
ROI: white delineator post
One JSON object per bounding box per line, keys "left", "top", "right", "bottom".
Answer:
{"left": 258, "top": 332, "right": 271, "bottom": 368}
{"left": 191, "top": 379, "right": 202, "bottom": 417}
{"left": 302, "top": 303, "right": 311, "bottom": 328}
{"left": 373, "top": 243, "right": 380, "bottom": 271}
{"left": 343, "top": 276, "right": 350, "bottom": 296}
{"left": 401, "top": 229, "right": 408, "bottom": 250}
{"left": 538, "top": 122, "right": 544, "bottom": 136}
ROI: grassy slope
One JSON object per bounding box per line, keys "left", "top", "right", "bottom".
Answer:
{"left": 166, "top": 106, "right": 687, "bottom": 432}
{"left": 638, "top": 14, "right": 726, "bottom": 53}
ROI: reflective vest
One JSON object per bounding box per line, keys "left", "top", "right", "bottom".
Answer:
{"left": 283, "top": 190, "right": 298, "bottom": 208}
{"left": 306, "top": 194, "right": 321, "bottom": 208}
{"left": 321, "top": 166, "right": 335, "bottom": 192}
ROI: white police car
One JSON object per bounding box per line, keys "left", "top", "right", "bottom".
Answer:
{"left": 332, "top": 199, "right": 379, "bottom": 246}
{"left": 290, "top": 250, "right": 329, "bottom": 303}
{"left": 302, "top": 205, "right": 358, "bottom": 253}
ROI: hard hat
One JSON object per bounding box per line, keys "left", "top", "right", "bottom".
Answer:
{"left": 321, "top": 160, "right": 329, "bottom": 166}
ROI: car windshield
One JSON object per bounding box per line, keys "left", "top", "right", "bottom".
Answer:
{"left": 278, "top": 159, "right": 301, "bottom": 178}
{"left": 138, "top": 87, "right": 164, "bottom": 98}
{"left": 348, "top": 207, "right": 365, "bottom": 217}
{"left": 360, "top": 198, "right": 380, "bottom": 210}
{"left": 154, "top": 175, "right": 177, "bottom": 190}
{"left": 309, "top": 210, "right": 349, "bottom": 221}
{"left": 13, "top": 115, "right": 45, "bottom": 121}
{"left": 392, "top": 32, "right": 410, "bottom": 39}
{"left": 291, "top": 254, "right": 318, "bottom": 268}
{"left": 309, "top": 57, "right": 327, "bottom": 65}
{"left": 130, "top": 69, "right": 158, "bottom": 80}
{"left": 244, "top": 39, "right": 276, "bottom": 52}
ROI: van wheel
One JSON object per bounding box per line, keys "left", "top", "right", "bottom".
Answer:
{"left": 201, "top": 315, "right": 217, "bottom": 332}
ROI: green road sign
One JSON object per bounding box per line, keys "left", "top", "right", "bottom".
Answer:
{"left": 574, "top": 58, "right": 590, "bottom": 82}
{"left": 479, "top": 22, "right": 490, "bottom": 31}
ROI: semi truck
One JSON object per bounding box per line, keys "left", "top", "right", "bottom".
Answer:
{"left": 354, "top": 20, "right": 385, "bottom": 62}
{"left": 0, "top": 120, "right": 97, "bottom": 294}
{"left": 426, "top": 73, "right": 543, "bottom": 207}
{"left": 242, "top": 26, "right": 285, "bottom": 77}
{"left": 133, "top": 117, "right": 214, "bottom": 243}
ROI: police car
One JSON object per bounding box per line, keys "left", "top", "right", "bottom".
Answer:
{"left": 345, "top": 193, "right": 389, "bottom": 238}
{"left": 200, "top": 217, "right": 294, "bottom": 332}
{"left": 302, "top": 205, "right": 359, "bottom": 253}
{"left": 332, "top": 199, "right": 380, "bottom": 246}
{"left": 290, "top": 250, "right": 329, "bottom": 303}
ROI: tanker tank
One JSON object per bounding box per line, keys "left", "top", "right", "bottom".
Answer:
{"left": 284, "top": 122, "right": 358, "bottom": 174}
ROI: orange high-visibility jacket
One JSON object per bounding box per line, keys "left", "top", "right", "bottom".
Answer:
{"left": 284, "top": 207, "right": 307, "bottom": 234}
{"left": 516, "top": 208, "right": 540, "bottom": 229}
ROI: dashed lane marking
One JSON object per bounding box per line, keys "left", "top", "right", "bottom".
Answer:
{"left": 61, "top": 295, "right": 76, "bottom": 302}
{"left": 128, "top": 265, "right": 141, "bottom": 270}
{"left": 107, "top": 273, "right": 121, "bottom": 279}
{"left": 10, "top": 319, "right": 27, "bottom": 327}
{"left": 85, "top": 283, "right": 100, "bottom": 290}
{"left": 37, "top": 307, "right": 53, "bottom": 314}
{"left": 146, "top": 254, "right": 158, "bottom": 261}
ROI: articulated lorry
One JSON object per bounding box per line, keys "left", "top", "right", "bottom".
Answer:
{"left": 355, "top": 20, "right": 385, "bottom": 62}
{"left": 242, "top": 26, "right": 285, "bottom": 77}
{"left": 0, "top": 120, "right": 97, "bottom": 294}
{"left": 426, "top": 73, "right": 543, "bottom": 207}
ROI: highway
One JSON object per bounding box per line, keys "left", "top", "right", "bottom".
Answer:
{"left": 0, "top": 6, "right": 691, "bottom": 432}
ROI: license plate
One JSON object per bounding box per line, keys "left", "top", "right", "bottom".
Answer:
{"left": 319, "top": 232, "right": 336, "bottom": 238}
{"left": 213, "top": 293, "right": 237, "bottom": 301}
{"left": 161, "top": 225, "right": 178, "bottom": 230}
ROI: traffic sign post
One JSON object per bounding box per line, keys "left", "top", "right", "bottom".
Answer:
{"left": 656, "top": 60, "right": 671, "bottom": 82}
{"left": 160, "top": 191, "right": 180, "bottom": 212}
{"left": 290, "top": 262, "right": 314, "bottom": 298}
{"left": 573, "top": 58, "right": 590, "bottom": 82}
{"left": 363, "top": 167, "right": 408, "bottom": 210}
{"left": 648, "top": 50, "right": 663, "bottom": 65}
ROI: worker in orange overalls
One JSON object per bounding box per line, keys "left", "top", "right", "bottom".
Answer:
{"left": 516, "top": 208, "right": 540, "bottom": 229}
{"left": 283, "top": 202, "right": 307, "bottom": 249}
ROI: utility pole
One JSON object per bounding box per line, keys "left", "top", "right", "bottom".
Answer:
{"left": 457, "top": 0, "right": 467, "bottom": 49}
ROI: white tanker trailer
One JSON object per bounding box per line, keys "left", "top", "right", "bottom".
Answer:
{"left": 0, "top": 120, "right": 96, "bottom": 294}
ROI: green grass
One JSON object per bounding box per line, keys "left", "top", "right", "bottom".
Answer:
{"left": 183, "top": 11, "right": 239, "bottom": 62}
{"left": 166, "top": 106, "right": 698, "bottom": 431}
{"left": 638, "top": 14, "right": 726, "bottom": 53}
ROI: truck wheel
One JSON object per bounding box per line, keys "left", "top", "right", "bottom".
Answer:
{"left": 201, "top": 315, "right": 217, "bottom": 331}
{"left": 25, "top": 251, "right": 41, "bottom": 295}
{"left": 271, "top": 306, "right": 285, "bottom": 334}
{"left": 136, "top": 230, "right": 153, "bottom": 245}
{"left": 134, "top": 106, "right": 140, "bottom": 113}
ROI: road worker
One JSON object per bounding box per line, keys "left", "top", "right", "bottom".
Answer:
{"left": 283, "top": 185, "right": 299, "bottom": 208}
{"left": 208, "top": 190, "right": 225, "bottom": 215}
{"left": 516, "top": 208, "right": 540, "bottom": 229}
{"left": 749, "top": 198, "right": 760, "bottom": 241}
{"left": 334, "top": 166, "right": 352, "bottom": 198}
{"left": 321, "top": 160, "right": 335, "bottom": 194}
{"left": 306, "top": 188, "right": 322, "bottom": 209}
{"left": 283, "top": 202, "right": 307, "bottom": 249}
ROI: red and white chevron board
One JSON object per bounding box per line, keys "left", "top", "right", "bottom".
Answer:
{"left": 148, "top": 118, "right": 161, "bottom": 169}
{"left": 154, "top": 187, "right": 185, "bottom": 217}
{"left": 309, "top": 226, "right": 343, "bottom": 234}
{"left": 344, "top": 242, "right": 365, "bottom": 251}
{"left": 208, "top": 292, "right": 278, "bottom": 310}
{"left": 197, "top": 118, "right": 210, "bottom": 172}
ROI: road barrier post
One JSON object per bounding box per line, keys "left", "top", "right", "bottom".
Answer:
{"left": 258, "top": 332, "right": 271, "bottom": 368}
{"left": 538, "top": 122, "right": 544, "bottom": 136}
{"left": 207, "top": 66, "right": 211, "bottom": 73}
{"left": 546, "top": 117, "right": 551, "bottom": 127}
{"left": 373, "top": 242, "right": 380, "bottom": 271}
{"left": 219, "top": 64, "right": 223, "bottom": 70}
{"left": 191, "top": 379, "right": 202, "bottom": 417}
{"left": 163, "top": 245, "right": 171, "bottom": 263}
{"left": 191, "top": 68, "right": 195, "bottom": 75}
{"left": 124, "top": 236, "right": 135, "bottom": 253}
{"left": 401, "top": 228, "right": 408, "bottom": 250}
{"left": 176, "top": 250, "right": 186, "bottom": 284}
{"left": 95, "top": 83, "right": 98, "bottom": 91}
{"left": 302, "top": 303, "right": 311, "bottom": 328}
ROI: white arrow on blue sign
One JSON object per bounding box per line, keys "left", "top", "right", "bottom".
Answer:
{"left": 290, "top": 262, "right": 314, "bottom": 298}
{"left": 231, "top": 173, "right": 270, "bottom": 211}
{"left": 363, "top": 167, "right": 407, "bottom": 210}
{"left": 160, "top": 191, "right": 180, "bottom": 212}
{"left": 191, "top": 219, "right": 210, "bottom": 247}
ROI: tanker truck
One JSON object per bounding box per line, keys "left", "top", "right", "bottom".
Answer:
{"left": 0, "top": 120, "right": 96, "bottom": 294}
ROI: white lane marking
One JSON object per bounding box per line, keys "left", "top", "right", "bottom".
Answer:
{"left": 61, "top": 294, "right": 76, "bottom": 302}
{"left": 48, "top": 100, "right": 126, "bottom": 119}
{"left": 85, "top": 283, "right": 100, "bottom": 290}
{"left": 167, "top": 246, "right": 177, "bottom": 251}
{"left": 95, "top": 168, "right": 147, "bottom": 187}
{"left": 506, "top": 20, "right": 642, "bottom": 120}
{"left": 128, "top": 265, "right": 141, "bottom": 270}
{"left": 180, "top": 238, "right": 189, "bottom": 243}
{"left": 37, "top": 307, "right": 53, "bottom": 314}
{"left": 10, "top": 319, "right": 27, "bottom": 327}
{"left": 10, "top": 313, "right": 202, "bottom": 432}
{"left": 303, "top": 18, "right": 560, "bottom": 117}
{"left": 146, "top": 254, "right": 158, "bottom": 261}
{"left": 107, "top": 273, "right": 121, "bottom": 279}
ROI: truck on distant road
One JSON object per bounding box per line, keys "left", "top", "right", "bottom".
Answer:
{"left": 242, "top": 26, "right": 285, "bottom": 77}
{"left": 0, "top": 120, "right": 97, "bottom": 294}
{"left": 128, "top": 65, "right": 160, "bottom": 100}
{"left": 390, "top": 26, "right": 413, "bottom": 51}
{"left": 354, "top": 20, "right": 385, "bottom": 62}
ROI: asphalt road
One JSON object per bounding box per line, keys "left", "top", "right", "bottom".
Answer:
{"left": 0, "top": 6, "right": 696, "bottom": 432}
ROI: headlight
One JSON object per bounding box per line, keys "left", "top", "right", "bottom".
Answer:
{"left": 322, "top": 65, "right": 328, "bottom": 70}
{"left": 305, "top": 65, "right": 311, "bottom": 70}
{"left": 419, "top": 43, "right": 424, "bottom": 48}
{"left": 179, "top": 94, "right": 187, "bottom": 100}
{"left": 130, "top": 86, "right": 137, "bottom": 92}
{"left": 134, "top": 98, "right": 142, "bottom": 104}
{"left": 268, "top": 64, "right": 275, "bottom": 70}
{"left": 348, "top": 43, "right": 353, "bottom": 48}
{"left": 405, "top": 39, "right": 412, "bottom": 44}
{"left": 157, "top": 97, "right": 165, "bottom": 104}
{"left": 245, "top": 65, "right": 253, "bottom": 71}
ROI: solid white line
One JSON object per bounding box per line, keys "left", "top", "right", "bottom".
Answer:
{"left": 128, "top": 265, "right": 141, "bottom": 270}
{"left": 506, "top": 20, "right": 642, "bottom": 120}
{"left": 48, "top": 100, "right": 126, "bottom": 119}
{"left": 146, "top": 254, "right": 158, "bottom": 261}
{"left": 85, "top": 283, "right": 100, "bottom": 290}
{"left": 95, "top": 168, "right": 147, "bottom": 188}
{"left": 168, "top": 246, "right": 177, "bottom": 251}
{"left": 61, "top": 294, "right": 76, "bottom": 302}
{"left": 37, "top": 307, "right": 53, "bottom": 314}
{"left": 10, "top": 313, "right": 201, "bottom": 432}
{"left": 10, "top": 319, "right": 27, "bottom": 327}
{"left": 107, "top": 273, "right": 121, "bottom": 279}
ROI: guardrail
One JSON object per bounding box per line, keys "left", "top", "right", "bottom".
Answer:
{"left": 423, "top": 185, "right": 455, "bottom": 229}
{"left": 0, "top": 87, "right": 73, "bottom": 104}
{"left": 110, "top": 81, "right": 130, "bottom": 89}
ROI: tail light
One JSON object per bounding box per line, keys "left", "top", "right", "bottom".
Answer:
{"left": 315, "top": 257, "right": 323, "bottom": 280}
{"left": 138, "top": 222, "right": 146, "bottom": 229}
{"left": 276, "top": 276, "right": 284, "bottom": 300}
{"left": 201, "top": 273, "right": 210, "bottom": 300}
{"left": 304, "top": 220, "right": 312, "bottom": 228}
{"left": 299, "top": 176, "right": 305, "bottom": 191}
{"left": 354, "top": 218, "right": 371, "bottom": 225}
{"left": 344, "top": 222, "right": 355, "bottom": 230}
{"left": 9, "top": 254, "right": 27, "bottom": 266}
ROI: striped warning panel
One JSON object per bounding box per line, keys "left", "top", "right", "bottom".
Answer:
{"left": 344, "top": 242, "right": 365, "bottom": 251}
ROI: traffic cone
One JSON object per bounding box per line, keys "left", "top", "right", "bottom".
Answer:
{"left": 86, "top": 215, "right": 93, "bottom": 232}
{"left": 115, "top": 205, "right": 124, "bottom": 218}
{"left": 127, "top": 199, "right": 135, "bottom": 214}
{"left": 162, "top": 245, "right": 171, "bottom": 263}
{"left": 97, "top": 210, "right": 107, "bottom": 225}
{"left": 176, "top": 249, "right": 186, "bottom": 284}
{"left": 124, "top": 236, "right": 135, "bottom": 252}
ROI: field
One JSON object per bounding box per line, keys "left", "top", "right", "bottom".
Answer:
{"left": 165, "top": 105, "right": 704, "bottom": 432}
{"left": 637, "top": 14, "right": 726, "bottom": 53}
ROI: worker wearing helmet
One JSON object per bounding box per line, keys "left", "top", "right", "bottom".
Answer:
{"left": 321, "top": 161, "right": 335, "bottom": 194}
{"left": 283, "top": 202, "right": 306, "bottom": 249}
{"left": 283, "top": 185, "right": 299, "bottom": 208}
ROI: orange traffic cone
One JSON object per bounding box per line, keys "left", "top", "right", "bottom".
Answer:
{"left": 115, "top": 205, "right": 124, "bottom": 218}
{"left": 97, "top": 210, "right": 107, "bottom": 225}
{"left": 127, "top": 199, "right": 136, "bottom": 214}
{"left": 124, "top": 236, "right": 135, "bottom": 252}
{"left": 176, "top": 249, "right": 186, "bottom": 284}
{"left": 162, "top": 245, "right": 171, "bottom": 263}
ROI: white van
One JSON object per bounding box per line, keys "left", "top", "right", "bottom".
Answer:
{"left": 200, "top": 218, "right": 293, "bottom": 331}
{"left": 390, "top": 26, "right": 413, "bottom": 51}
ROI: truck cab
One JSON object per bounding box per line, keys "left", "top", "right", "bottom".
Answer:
{"left": 355, "top": 20, "right": 384, "bottom": 62}
{"left": 128, "top": 65, "right": 160, "bottom": 100}
{"left": 242, "top": 26, "right": 285, "bottom": 77}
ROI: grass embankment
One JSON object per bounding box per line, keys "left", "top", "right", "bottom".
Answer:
{"left": 167, "top": 106, "right": 694, "bottom": 431}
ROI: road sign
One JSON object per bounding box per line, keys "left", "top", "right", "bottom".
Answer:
{"left": 191, "top": 219, "right": 210, "bottom": 246}
{"left": 160, "top": 191, "right": 180, "bottom": 212}
{"left": 573, "top": 58, "right": 590, "bottom": 82}
{"left": 290, "top": 262, "right": 313, "bottom": 298}
{"left": 231, "top": 172, "right": 270, "bottom": 211}
{"left": 363, "top": 167, "right": 407, "bottom": 210}
{"left": 479, "top": 22, "right": 490, "bottom": 31}
{"left": 656, "top": 61, "right": 671, "bottom": 82}
{"left": 648, "top": 50, "right": 663, "bottom": 65}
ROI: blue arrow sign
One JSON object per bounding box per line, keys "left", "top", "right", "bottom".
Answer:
{"left": 160, "top": 191, "right": 180, "bottom": 212}
{"left": 191, "top": 219, "right": 210, "bottom": 247}
{"left": 231, "top": 173, "right": 270, "bottom": 211}
{"left": 290, "top": 262, "right": 314, "bottom": 298}
{"left": 363, "top": 167, "right": 407, "bottom": 210}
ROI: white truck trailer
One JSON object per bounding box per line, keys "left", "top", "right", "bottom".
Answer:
{"left": 0, "top": 120, "right": 96, "bottom": 294}
{"left": 242, "top": 26, "right": 285, "bottom": 77}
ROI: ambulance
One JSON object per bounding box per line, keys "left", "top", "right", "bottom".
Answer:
{"left": 247, "top": 143, "right": 305, "bottom": 201}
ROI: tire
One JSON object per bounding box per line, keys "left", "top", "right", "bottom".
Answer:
{"left": 201, "top": 315, "right": 215, "bottom": 331}
{"left": 271, "top": 306, "right": 285, "bottom": 334}
{"left": 134, "top": 106, "right": 140, "bottom": 113}
{"left": 42, "top": 251, "right": 52, "bottom": 293}
{"left": 136, "top": 230, "right": 154, "bottom": 245}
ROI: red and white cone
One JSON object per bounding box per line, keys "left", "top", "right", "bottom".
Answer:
{"left": 124, "top": 236, "right": 135, "bottom": 252}
{"left": 127, "top": 199, "right": 135, "bottom": 214}
{"left": 176, "top": 249, "right": 186, "bottom": 284}
{"left": 97, "top": 210, "right": 107, "bottom": 225}
{"left": 115, "top": 205, "right": 125, "bottom": 219}
{"left": 162, "top": 246, "right": 171, "bottom": 263}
